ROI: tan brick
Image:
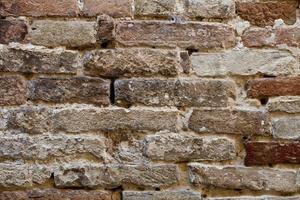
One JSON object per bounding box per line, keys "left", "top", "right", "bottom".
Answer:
{"left": 123, "top": 190, "right": 202, "bottom": 200}
{"left": 144, "top": 132, "right": 236, "bottom": 162}
{"left": 8, "top": 106, "right": 179, "bottom": 134}
{"left": 0, "top": 76, "right": 26, "bottom": 106}
{"left": 247, "top": 77, "right": 300, "bottom": 98}
{"left": 54, "top": 163, "right": 178, "bottom": 189}
{"left": 188, "top": 163, "right": 298, "bottom": 193}
{"left": 0, "top": 19, "right": 27, "bottom": 44}
{"left": 0, "top": 44, "right": 79, "bottom": 74}
{"left": 268, "top": 97, "right": 300, "bottom": 113}
{"left": 0, "top": 189, "right": 113, "bottom": 200}
{"left": 116, "top": 21, "right": 235, "bottom": 50}
{"left": 188, "top": 108, "right": 271, "bottom": 135}
{"left": 134, "top": 0, "right": 177, "bottom": 18}
{"left": 236, "top": 1, "right": 298, "bottom": 27}
{"left": 84, "top": 48, "right": 183, "bottom": 78}
{"left": 29, "top": 20, "right": 97, "bottom": 48}
{"left": 0, "top": 162, "right": 51, "bottom": 188}
{"left": 28, "top": 77, "right": 110, "bottom": 106}
{"left": 0, "top": 131, "right": 108, "bottom": 161}
{"left": 115, "top": 78, "right": 236, "bottom": 107}
{"left": 191, "top": 49, "right": 298, "bottom": 77}
{"left": 82, "top": 0, "right": 132, "bottom": 17}
{"left": 272, "top": 117, "right": 300, "bottom": 139}
{"left": 0, "top": 0, "right": 79, "bottom": 17}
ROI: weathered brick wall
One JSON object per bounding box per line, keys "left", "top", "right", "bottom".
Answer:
{"left": 0, "top": 0, "right": 300, "bottom": 199}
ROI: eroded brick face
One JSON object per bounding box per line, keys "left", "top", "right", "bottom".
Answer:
{"left": 1, "top": 0, "right": 300, "bottom": 199}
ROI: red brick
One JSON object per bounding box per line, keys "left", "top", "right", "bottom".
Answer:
{"left": 0, "top": 189, "right": 113, "bottom": 200}
{"left": 28, "top": 77, "right": 110, "bottom": 106}
{"left": 0, "top": 19, "right": 27, "bottom": 44}
{"left": 116, "top": 21, "right": 236, "bottom": 50}
{"left": 236, "top": 1, "right": 298, "bottom": 27}
{"left": 243, "top": 26, "right": 300, "bottom": 47}
{"left": 0, "top": 0, "right": 79, "bottom": 17}
{"left": 83, "top": 0, "right": 132, "bottom": 17}
{"left": 245, "top": 141, "right": 300, "bottom": 166}
{"left": 0, "top": 76, "right": 26, "bottom": 106}
{"left": 247, "top": 76, "right": 300, "bottom": 98}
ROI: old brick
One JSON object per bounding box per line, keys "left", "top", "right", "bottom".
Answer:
{"left": 144, "top": 132, "right": 236, "bottom": 162}
{"left": 0, "top": 109, "right": 9, "bottom": 130}
{"left": 272, "top": 117, "right": 300, "bottom": 139}
{"left": 236, "top": 1, "right": 298, "bottom": 27}
{"left": 247, "top": 77, "right": 300, "bottom": 98}
{"left": 268, "top": 97, "right": 300, "bottom": 113}
{"left": 0, "top": 19, "right": 27, "bottom": 44}
{"left": 134, "top": 0, "right": 177, "bottom": 18}
{"left": 0, "top": 44, "right": 79, "bottom": 74}
{"left": 82, "top": 0, "right": 132, "bottom": 17}
{"left": 54, "top": 163, "right": 178, "bottom": 189}
{"left": 0, "top": 76, "right": 26, "bottom": 106}
{"left": 191, "top": 49, "right": 298, "bottom": 76}
{"left": 0, "top": 189, "right": 113, "bottom": 200}
{"left": 188, "top": 163, "right": 298, "bottom": 193}
{"left": 134, "top": 0, "right": 235, "bottom": 19}
{"left": 84, "top": 49, "right": 183, "bottom": 78}
{"left": 8, "top": 106, "right": 179, "bottom": 134}
{"left": 28, "top": 77, "right": 110, "bottom": 106}
{"left": 116, "top": 21, "right": 235, "bottom": 50}
{"left": 186, "top": 0, "right": 235, "bottom": 19}
{"left": 115, "top": 78, "right": 236, "bottom": 107}
{"left": 0, "top": 0, "right": 79, "bottom": 17}
{"left": 123, "top": 190, "right": 202, "bottom": 200}
{"left": 243, "top": 26, "right": 300, "bottom": 48}
{"left": 0, "top": 131, "right": 107, "bottom": 161}
{"left": 188, "top": 108, "right": 271, "bottom": 135}
{"left": 0, "top": 162, "right": 51, "bottom": 188}
{"left": 97, "top": 14, "right": 115, "bottom": 46}
{"left": 245, "top": 141, "right": 300, "bottom": 166}
{"left": 29, "top": 20, "right": 97, "bottom": 48}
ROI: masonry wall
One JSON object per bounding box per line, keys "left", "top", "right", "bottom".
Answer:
{"left": 0, "top": 0, "right": 300, "bottom": 199}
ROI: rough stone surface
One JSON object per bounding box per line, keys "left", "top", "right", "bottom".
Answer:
{"left": 144, "top": 132, "right": 236, "bottom": 162}
{"left": 247, "top": 77, "right": 300, "bottom": 98}
{"left": 188, "top": 163, "right": 298, "bottom": 193}
{"left": 188, "top": 108, "right": 271, "bottom": 135}
{"left": 0, "top": 162, "right": 51, "bottom": 188}
{"left": 186, "top": 0, "right": 235, "bottom": 19}
{"left": 84, "top": 49, "right": 183, "bottom": 78}
{"left": 267, "top": 97, "right": 300, "bottom": 113}
{"left": 242, "top": 26, "right": 300, "bottom": 48}
{"left": 0, "top": 76, "right": 26, "bottom": 106}
{"left": 28, "top": 77, "right": 110, "bottom": 106}
{"left": 245, "top": 141, "right": 300, "bottom": 166}
{"left": 123, "top": 190, "right": 202, "bottom": 200}
{"left": 115, "top": 78, "right": 236, "bottom": 107}
{"left": 116, "top": 21, "right": 235, "bottom": 50}
{"left": 82, "top": 0, "right": 132, "bottom": 17}
{"left": 272, "top": 117, "right": 300, "bottom": 139}
{"left": 54, "top": 163, "right": 178, "bottom": 189}
{"left": 0, "top": 189, "right": 113, "bottom": 200}
{"left": 191, "top": 49, "right": 299, "bottom": 77}
{"left": 0, "top": 44, "right": 79, "bottom": 74}
{"left": 209, "top": 197, "right": 300, "bottom": 200}
{"left": 134, "top": 0, "right": 177, "bottom": 18}
{"left": 0, "top": 19, "right": 27, "bottom": 44}
{"left": 28, "top": 20, "right": 97, "bottom": 48}
{"left": 8, "top": 106, "right": 179, "bottom": 134}
{"left": 0, "top": 0, "right": 79, "bottom": 17}
{"left": 0, "top": 131, "right": 108, "bottom": 161}
{"left": 236, "top": 1, "right": 298, "bottom": 27}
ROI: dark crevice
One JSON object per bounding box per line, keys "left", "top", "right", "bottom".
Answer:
{"left": 186, "top": 48, "right": 199, "bottom": 55}
{"left": 260, "top": 98, "right": 269, "bottom": 105}
{"left": 110, "top": 78, "right": 116, "bottom": 105}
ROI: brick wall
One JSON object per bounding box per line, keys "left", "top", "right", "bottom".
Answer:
{"left": 0, "top": 0, "right": 300, "bottom": 199}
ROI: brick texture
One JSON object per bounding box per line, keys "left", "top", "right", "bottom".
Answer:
{"left": 0, "top": 0, "right": 300, "bottom": 199}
